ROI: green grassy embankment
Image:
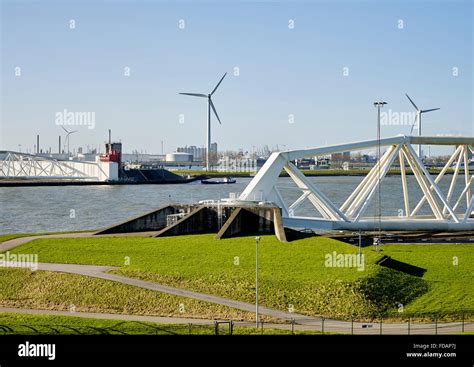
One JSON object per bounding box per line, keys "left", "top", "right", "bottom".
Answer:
{"left": 4, "top": 234, "right": 471, "bottom": 320}
{"left": 0, "top": 267, "right": 261, "bottom": 322}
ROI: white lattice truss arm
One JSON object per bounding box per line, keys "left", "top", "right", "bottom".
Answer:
{"left": 0, "top": 151, "right": 107, "bottom": 179}
{"left": 238, "top": 135, "right": 474, "bottom": 231}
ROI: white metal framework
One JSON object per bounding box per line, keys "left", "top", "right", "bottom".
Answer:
{"left": 234, "top": 135, "right": 474, "bottom": 231}
{"left": 0, "top": 151, "right": 113, "bottom": 181}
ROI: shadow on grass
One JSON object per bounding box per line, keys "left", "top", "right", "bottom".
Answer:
{"left": 284, "top": 228, "right": 319, "bottom": 242}
{"left": 56, "top": 326, "right": 85, "bottom": 335}
{"left": 357, "top": 266, "right": 429, "bottom": 317}
{"left": 0, "top": 324, "right": 13, "bottom": 332}
{"left": 375, "top": 256, "right": 426, "bottom": 277}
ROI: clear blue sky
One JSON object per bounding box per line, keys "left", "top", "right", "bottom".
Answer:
{"left": 1, "top": 0, "right": 472, "bottom": 154}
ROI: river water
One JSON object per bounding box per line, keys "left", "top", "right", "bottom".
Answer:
{"left": 0, "top": 176, "right": 469, "bottom": 234}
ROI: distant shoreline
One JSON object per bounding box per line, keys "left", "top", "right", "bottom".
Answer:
{"left": 0, "top": 168, "right": 464, "bottom": 186}
{"left": 177, "top": 168, "right": 460, "bottom": 178}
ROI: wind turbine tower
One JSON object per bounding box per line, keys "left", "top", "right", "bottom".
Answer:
{"left": 180, "top": 73, "right": 227, "bottom": 171}
{"left": 405, "top": 93, "right": 440, "bottom": 158}
{"left": 61, "top": 126, "right": 78, "bottom": 155}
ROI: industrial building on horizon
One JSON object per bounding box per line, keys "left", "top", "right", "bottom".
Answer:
{"left": 177, "top": 143, "right": 217, "bottom": 161}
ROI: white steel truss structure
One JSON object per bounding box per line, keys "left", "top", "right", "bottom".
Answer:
{"left": 234, "top": 135, "right": 474, "bottom": 231}
{"left": 0, "top": 151, "right": 108, "bottom": 180}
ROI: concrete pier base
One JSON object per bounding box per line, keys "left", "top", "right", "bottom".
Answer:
{"left": 95, "top": 204, "right": 197, "bottom": 235}
{"left": 96, "top": 202, "right": 287, "bottom": 242}
{"left": 215, "top": 207, "right": 287, "bottom": 242}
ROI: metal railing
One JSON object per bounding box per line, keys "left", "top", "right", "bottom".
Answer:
{"left": 0, "top": 310, "right": 472, "bottom": 335}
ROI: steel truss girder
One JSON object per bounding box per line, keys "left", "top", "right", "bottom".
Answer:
{"left": 236, "top": 135, "right": 474, "bottom": 231}
{"left": 0, "top": 151, "right": 104, "bottom": 180}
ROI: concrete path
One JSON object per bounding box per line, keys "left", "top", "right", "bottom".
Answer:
{"left": 0, "top": 231, "right": 158, "bottom": 252}
{"left": 0, "top": 307, "right": 219, "bottom": 326}
{"left": 8, "top": 261, "right": 312, "bottom": 322}
{"left": 0, "top": 306, "right": 471, "bottom": 335}
{"left": 1, "top": 233, "right": 472, "bottom": 334}
{"left": 2, "top": 261, "right": 472, "bottom": 334}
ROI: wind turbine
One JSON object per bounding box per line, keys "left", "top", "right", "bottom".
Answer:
{"left": 61, "top": 126, "right": 78, "bottom": 155}
{"left": 180, "top": 72, "right": 227, "bottom": 171}
{"left": 405, "top": 93, "right": 440, "bottom": 158}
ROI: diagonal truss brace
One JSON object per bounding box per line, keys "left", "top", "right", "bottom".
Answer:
{"left": 284, "top": 162, "right": 349, "bottom": 221}
{"left": 403, "top": 144, "right": 459, "bottom": 222}
{"left": 352, "top": 144, "right": 402, "bottom": 222}
{"left": 411, "top": 145, "right": 463, "bottom": 216}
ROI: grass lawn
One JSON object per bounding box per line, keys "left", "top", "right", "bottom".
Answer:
{"left": 380, "top": 244, "right": 473, "bottom": 314}
{"left": 0, "top": 268, "right": 262, "bottom": 322}
{"left": 6, "top": 234, "right": 471, "bottom": 320}
{"left": 0, "top": 312, "right": 312, "bottom": 335}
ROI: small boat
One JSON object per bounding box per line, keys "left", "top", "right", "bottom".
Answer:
{"left": 201, "top": 176, "right": 236, "bottom": 185}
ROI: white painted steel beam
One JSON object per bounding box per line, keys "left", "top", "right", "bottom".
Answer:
{"left": 0, "top": 151, "right": 114, "bottom": 181}
{"left": 353, "top": 144, "right": 402, "bottom": 221}
{"left": 443, "top": 146, "right": 464, "bottom": 215}
{"left": 341, "top": 145, "right": 395, "bottom": 214}
{"left": 345, "top": 145, "right": 398, "bottom": 219}
{"left": 400, "top": 147, "right": 444, "bottom": 219}
{"left": 453, "top": 176, "right": 473, "bottom": 212}
{"left": 411, "top": 145, "right": 463, "bottom": 216}
{"left": 399, "top": 151, "right": 410, "bottom": 217}
{"left": 405, "top": 144, "right": 459, "bottom": 223}
{"left": 283, "top": 162, "right": 349, "bottom": 221}
{"left": 232, "top": 136, "right": 474, "bottom": 232}
{"left": 463, "top": 146, "right": 471, "bottom": 206}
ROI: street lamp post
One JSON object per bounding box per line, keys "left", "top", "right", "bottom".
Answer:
{"left": 255, "top": 236, "right": 261, "bottom": 328}
{"left": 373, "top": 101, "right": 387, "bottom": 241}
{"left": 358, "top": 230, "right": 362, "bottom": 257}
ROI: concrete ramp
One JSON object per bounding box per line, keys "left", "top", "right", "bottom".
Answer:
{"left": 154, "top": 206, "right": 217, "bottom": 237}
{"left": 95, "top": 205, "right": 197, "bottom": 235}
{"left": 97, "top": 202, "right": 288, "bottom": 242}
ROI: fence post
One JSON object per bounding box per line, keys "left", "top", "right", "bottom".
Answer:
{"left": 462, "top": 312, "right": 465, "bottom": 333}
{"left": 351, "top": 317, "right": 354, "bottom": 335}
{"left": 408, "top": 317, "right": 410, "bottom": 335}
{"left": 321, "top": 317, "right": 325, "bottom": 335}
{"left": 261, "top": 320, "right": 264, "bottom": 335}
{"left": 435, "top": 318, "right": 437, "bottom": 335}
{"left": 291, "top": 319, "right": 295, "bottom": 335}
{"left": 188, "top": 323, "right": 192, "bottom": 335}
{"left": 380, "top": 318, "right": 383, "bottom": 335}
{"left": 230, "top": 321, "right": 234, "bottom": 336}
{"left": 214, "top": 321, "right": 219, "bottom": 335}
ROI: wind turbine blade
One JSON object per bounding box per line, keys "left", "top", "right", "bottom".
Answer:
{"left": 210, "top": 72, "right": 227, "bottom": 96}
{"left": 179, "top": 93, "right": 207, "bottom": 98}
{"left": 209, "top": 99, "right": 221, "bottom": 124}
{"left": 61, "top": 126, "right": 69, "bottom": 133}
{"left": 405, "top": 93, "right": 419, "bottom": 111}
{"left": 70, "top": 130, "right": 78, "bottom": 134}
{"left": 421, "top": 108, "right": 440, "bottom": 113}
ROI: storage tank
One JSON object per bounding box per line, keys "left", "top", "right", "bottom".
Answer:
{"left": 165, "top": 152, "right": 193, "bottom": 162}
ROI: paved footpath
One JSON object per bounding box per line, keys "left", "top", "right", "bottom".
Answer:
{"left": 1, "top": 234, "right": 472, "bottom": 334}
{"left": 0, "top": 231, "right": 158, "bottom": 252}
